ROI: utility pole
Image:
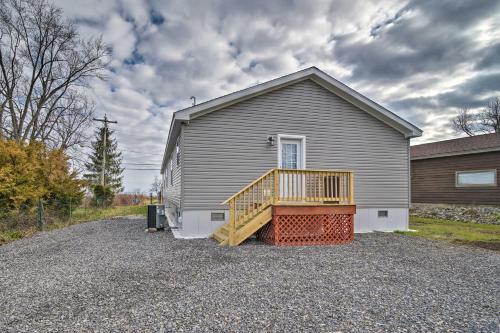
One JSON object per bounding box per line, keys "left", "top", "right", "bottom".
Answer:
{"left": 92, "top": 114, "right": 117, "bottom": 186}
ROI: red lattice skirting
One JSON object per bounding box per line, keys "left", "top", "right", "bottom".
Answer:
{"left": 257, "top": 205, "right": 356, "bottom": 246}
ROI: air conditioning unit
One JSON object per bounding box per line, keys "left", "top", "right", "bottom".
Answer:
{"left": 147, "top": 205, "right": 166, "bottom": 230}
{"left": 156, "top": 205, "right": 166, "bottom": 229}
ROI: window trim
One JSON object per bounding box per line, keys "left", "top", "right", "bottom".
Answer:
{"left": 455, "top": 169, "right": 497, "bottom": 188}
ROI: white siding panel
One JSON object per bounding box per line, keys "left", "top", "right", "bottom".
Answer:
{"left": 182, "top": 79, "right": 409, "bottom": 210}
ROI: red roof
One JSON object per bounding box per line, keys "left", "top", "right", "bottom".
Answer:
{"left": 411, "top": 133, "right": 500, "bottom": 160}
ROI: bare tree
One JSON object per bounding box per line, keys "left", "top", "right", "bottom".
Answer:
{"left": 0, "top": 0, "right": 107, "bottom": 148}
{"left": 451, "top": 107, "right": 477, "bottom": 137}
{"left": 52, "top": 93, "right": 95, "bottom": 149}
{"left": 451, "top": 98, "right": 500, "bottom": 136}
{"left": 479, "top": 97, "right": 500, "bottom": 134}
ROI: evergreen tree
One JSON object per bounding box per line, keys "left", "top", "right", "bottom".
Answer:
{"left": 84, "top": 125, "right": 124, "bottom": 195}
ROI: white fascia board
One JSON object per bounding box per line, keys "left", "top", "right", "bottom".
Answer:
{"left": 161, "top": 115, "right": 180, "bottom": 174}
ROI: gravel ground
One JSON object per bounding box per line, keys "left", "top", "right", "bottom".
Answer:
{"left": 0, "top": 217, "right": 499, "bottom": 333}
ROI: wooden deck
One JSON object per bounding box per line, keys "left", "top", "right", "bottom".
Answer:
{"left": 212, "top": 168, "right": 355, "bottom": 246}
{"left": 258, "top": 205, "right": 355, "bottom": 246}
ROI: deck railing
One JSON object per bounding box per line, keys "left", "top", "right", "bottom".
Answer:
{"left": 222, "top": 168, "right": 354, "bottom": 245}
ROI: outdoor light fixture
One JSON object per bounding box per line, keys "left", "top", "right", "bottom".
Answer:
{"left": 267, "top": 136, "right": 275, "bottom": 146}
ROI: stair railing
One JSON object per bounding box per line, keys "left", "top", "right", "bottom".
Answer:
{"left": 222, "top": 168, "right": 354, "bottom": 245}
{"left": 277, "top": 169, "right": 354, "bottom": 204}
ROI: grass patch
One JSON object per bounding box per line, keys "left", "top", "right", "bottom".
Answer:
{"left": 0, "top": 227, "right": 36, "bottom": 245}
{"left": 71, "top": 205, "right": 147, "bottom": 223}
{"left": 397, "top": 216, "right": 500, "bottom": 251}
{"left": 0, "top": 205, "right": 147, "bottom": 245}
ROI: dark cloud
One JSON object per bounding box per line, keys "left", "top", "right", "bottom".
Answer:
{"left": 333, "top": 0, "right": 500, "bottom": 83}
{"left": 52, "top": 0, "right": 500, "bottom": 190}
{"left": 150, "top": 10, "right": 165, "bottom": 25}
{"left": 413, "top": 0, "right": 499, "bottom": 28}
{"left": 329, "top": 0, "right": 500, "bottom": 146}
{"left": 434, "top": 73, "right": 500, "bottom": 110}
{"left": 391, "top": 73, "right": 500, "bottom": 114}
{"left": 475, "top": 43, "right": 500, "bottom": 70}
{"left": 460, "top": 72, "right": 500, "bottom": 96}
{"left": 123, "top": 49, "right": 145, "bottom": 65}
{"left": 370, "top": 8, "right": 407, "bottom": 37}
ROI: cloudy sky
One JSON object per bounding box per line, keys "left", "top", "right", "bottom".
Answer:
{"left": 54, "top": 0, "right": 500, "bottom": 192}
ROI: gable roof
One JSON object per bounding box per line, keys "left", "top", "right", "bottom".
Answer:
{"left": 411, "top": 132, "right": 500, "bottom": 160}
{"left": 161, "top": 66, "right": 422, "bottom": 173}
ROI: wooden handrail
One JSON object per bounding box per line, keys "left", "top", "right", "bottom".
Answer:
{"left": 222, "top": 168, "right": 355, "bottom": 246}
{"left": 276, "top": 169, "right": 353, "bottom": 203}
{"left": 278, "top": 168, "right": 354, "bottom": 173}
{"left": 222, "top": 168, "right": 277, "bottom": 204}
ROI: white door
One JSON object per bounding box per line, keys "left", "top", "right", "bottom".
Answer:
{"left": 279, "top": 138, "right": 304, "bottom": 200}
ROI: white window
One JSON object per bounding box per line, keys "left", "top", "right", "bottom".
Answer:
{"left": 456, "top": 170, "right": 496, "bottom": 187}
{"left": 281, "top": 143, "right": 298, "bottom": 169}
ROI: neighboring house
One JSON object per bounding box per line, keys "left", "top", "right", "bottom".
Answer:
{"left": 161, "top": 67, "right": 422, "bottom": 244}
{"left": 411, "top": 133, "right": 500, "bottom": 205}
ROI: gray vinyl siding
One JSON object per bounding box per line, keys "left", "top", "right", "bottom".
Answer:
{"left": 163, "top": 129, "right": 183, "bottom": 208}
{"left": 182, "top": 79, "right": 409, "bottom": 210}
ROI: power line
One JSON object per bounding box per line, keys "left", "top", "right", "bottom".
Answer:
{"left": 70, "top": 153, "right": 159, "bottom": 166}
{"left": 73, "top": 151, "right": 159, "bottom": 164}
{"left": 122, "top": 162, "right": 158, "bottom": 165}
{"left": 70, "top": 155, "right": 159, "bottom": 171}
{"left": 124, "top": 168, "right": 160, "bottom": 171}
{"left": 79, "top": 144, "right": 162, "bottom": 158}
{"left": 121, "top": 149, "right": 162, "bottom": 156}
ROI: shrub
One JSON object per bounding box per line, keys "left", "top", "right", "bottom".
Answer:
{"left": 91, "top": 185, "right": 114, "bottom": 207}
{"left": 0, "top": 140, "right": 84, "bottom": 217}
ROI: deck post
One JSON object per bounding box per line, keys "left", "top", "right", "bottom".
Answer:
{"left": 273, "top": 169, "right": 279, "bottom": 204}
{"left": 229, "top": 199, "right": 236, "bottom": 246}
{"left": 349, "top": 172, "right": 355, "bottom": 205}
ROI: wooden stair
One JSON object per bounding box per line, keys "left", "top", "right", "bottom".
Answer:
{"left": 211, "top": 168, "right": 354, "bottom": 246}
{"left": 212, "top": 206, "right": 272, "bottom": 246}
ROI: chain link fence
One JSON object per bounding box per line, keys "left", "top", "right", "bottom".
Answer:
{"left": 0, "top": 197, "right": 94, "bottom": 233}
{"left": 0, "top": 193, "right": 154, "bottom": 243}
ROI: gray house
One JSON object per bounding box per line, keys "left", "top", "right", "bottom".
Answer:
{"left": 161, "top": 67, "right": 422, "bottom": 243}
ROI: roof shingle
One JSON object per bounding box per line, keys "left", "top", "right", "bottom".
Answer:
{"left": 411, "top": 133, "right": 500, "bottom": 160}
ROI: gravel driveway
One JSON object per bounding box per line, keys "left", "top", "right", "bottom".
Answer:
{"left": 0, "top": 217, "right": 498, "bottom": 332}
